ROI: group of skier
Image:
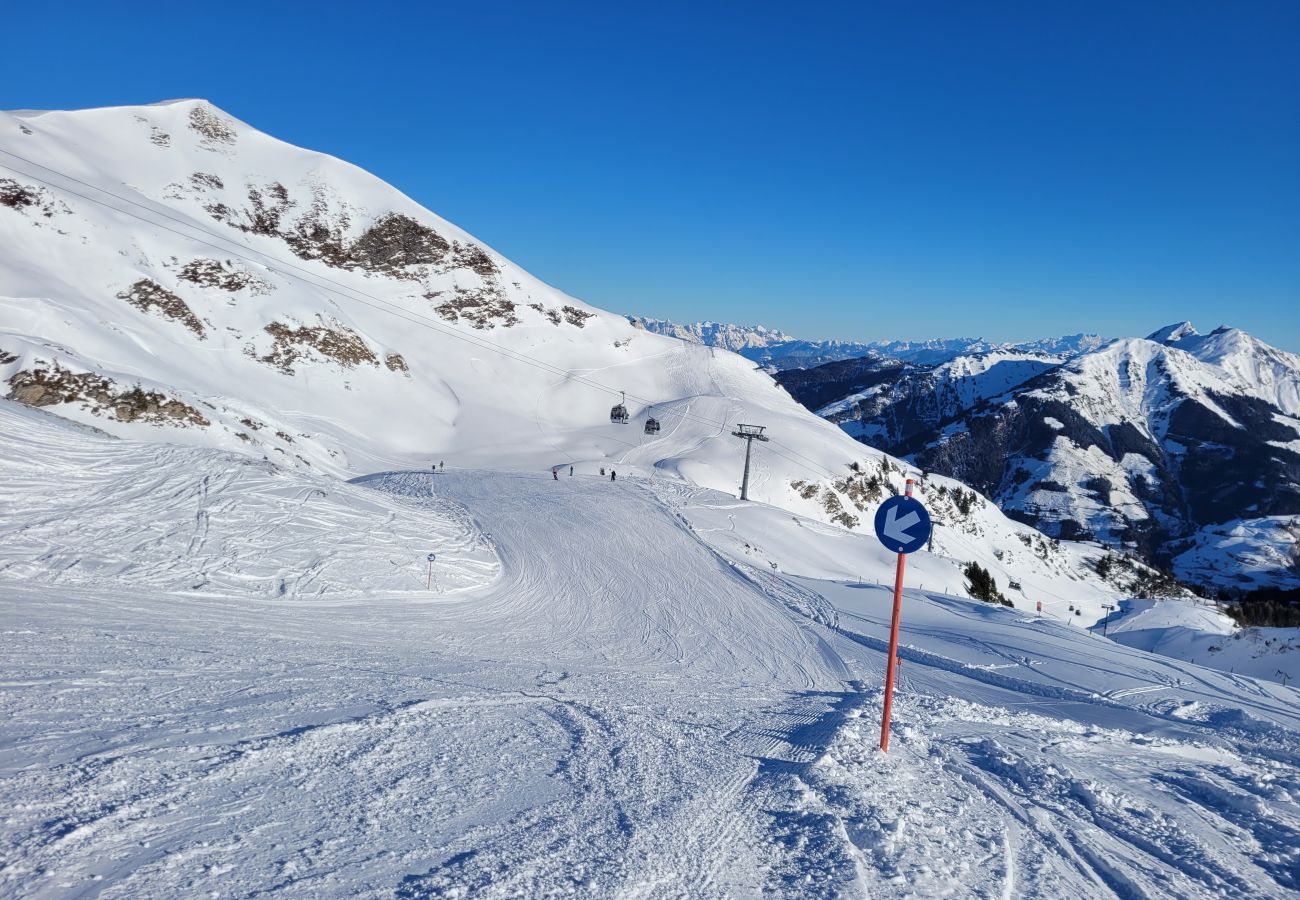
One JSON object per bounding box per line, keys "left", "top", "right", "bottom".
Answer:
{"left": 552, "top": 466, "right": 616, "bottom": 481}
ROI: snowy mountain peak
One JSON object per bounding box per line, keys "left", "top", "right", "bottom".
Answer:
{"left": 1147, "top": 321, "right": 1199, "bottom": 344}
{"left": 626, "top": 318, "right": 797, "bottom": 351}
{"left": 0, "top": 98, "right": 1114, "bottom": 595}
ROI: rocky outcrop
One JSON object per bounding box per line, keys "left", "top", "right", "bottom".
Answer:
{"left": 117, "top": 279, "right": 206, "bottom": 337}
{"left": 7, "top": 365, "right": 210, "bottom": 427}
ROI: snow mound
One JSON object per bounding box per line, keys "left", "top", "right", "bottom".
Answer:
{"left": 0, "top": 400, "right": 499, "bottom": 598}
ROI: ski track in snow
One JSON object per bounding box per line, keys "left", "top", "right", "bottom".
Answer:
{"left": 3, "top": 470, "right": 1299, "bottom": 898}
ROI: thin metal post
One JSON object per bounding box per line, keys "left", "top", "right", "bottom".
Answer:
{"left": 879, "top": 478, "right": 914, "bottom": 753}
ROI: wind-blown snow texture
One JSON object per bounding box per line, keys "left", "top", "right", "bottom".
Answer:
{"left": 2, "top": 407, "right": 1298, "bottom": 896}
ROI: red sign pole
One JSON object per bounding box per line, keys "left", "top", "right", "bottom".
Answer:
{"left": 879, "top": 478, "right": 913, "bottom": 753}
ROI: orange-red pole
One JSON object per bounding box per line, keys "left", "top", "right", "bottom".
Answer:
{"left": 879, "top": 478, "right": 913, "bottom": 752}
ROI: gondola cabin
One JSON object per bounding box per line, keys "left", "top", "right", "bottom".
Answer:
{"left": 644, "top": 417, "right": 660, "bottom": 435}
{"left": 610, "top": 391, "right": 629, "bottom": 424}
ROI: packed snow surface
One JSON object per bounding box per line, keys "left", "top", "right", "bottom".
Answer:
{"left": 3, "top": 103, "right": 1298, "bottom": 898}
{"left": 1105, "top": 599, "right": 1300, "bottom": 683}
{"left": 4, "top": 459, "right": 1299, "bottom": 896}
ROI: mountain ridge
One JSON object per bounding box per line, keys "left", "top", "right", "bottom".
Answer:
{"left": 0, "top": 98, "right": 1141, "bottom": 606}
{"left": 778, "top": 322, "right": 1300, "bottom": 593}
{"left": 632, "top": 316, "right": 1106, "bottom": 371}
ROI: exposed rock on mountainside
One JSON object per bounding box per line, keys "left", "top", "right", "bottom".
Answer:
{"left": 780, "top": 324, "right": 1300, "bottom": 592}
{"left": 7, "top": 365, "right": 210, "bottom": 427}
{"left": 0, "top": 98, "right": 1140, "bottom": 602}
{"left": 259, "top": 320, "right": 379, "bottom": 373}
{"left": 178, "top": 258, "right": 272, "bottom": 294}
{"left": 118, "top": 279, "right": 206, "bottom": 337}
{"left": 0, "top": 178, "right": 70, "bottom": 219}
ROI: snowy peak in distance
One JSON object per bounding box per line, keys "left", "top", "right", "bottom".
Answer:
{"left": 1141, "top": 322, "right": 1300, "bottom": 418}
{"left": 634, "top": 315, "right": 1106, "bottom": 372}
{"left": 627, "top": 317, "right": 795, "bottom": 351}
{"left": 780, "top": 317, "right": 1300, "bottom": 593}
{"left": 1147, "top": 321, "right": 1199, "bottom": 344}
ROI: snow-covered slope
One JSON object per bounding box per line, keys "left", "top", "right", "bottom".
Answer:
{"left": 1153, "top": 321, "right": 1300, "bottom": 418}
{"left": 3, "top": 450, "right": 1298, "bottom": 896}
{"left": 0, "top": 401, "right": 499, "bottom": 598}
{"left": 1104, "top": 598, "right": 1300, "bottom": 682}
{"left": 784, "top": 323, "right": 1300, "bottom": 593}
{"left": 0, "top": 99, "right": 1127, "bottom": 600}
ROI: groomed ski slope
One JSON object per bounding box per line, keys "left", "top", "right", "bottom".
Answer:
{"left": 3, "top": 468, "right": 1298, "bottom": 898}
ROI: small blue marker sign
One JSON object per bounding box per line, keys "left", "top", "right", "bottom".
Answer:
{"left": 427, "top": 553, "right": 437, "bottom": 562}
{"left": 874, "top": 494, "right": 931, "bottom": 555}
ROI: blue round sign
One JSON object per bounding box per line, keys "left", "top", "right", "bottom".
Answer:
{"left": 427, "top": 553, "right": 437, "bottom": 562}
{"left": 874, "top": 495, "right": 932, "bottom": 554}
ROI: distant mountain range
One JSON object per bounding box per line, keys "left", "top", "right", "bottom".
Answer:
{"left": 776, "top": 323, "right": 1300, "bottom": 594}
{"left": 629, "top": 317, "right": 1106, "bottom": 371}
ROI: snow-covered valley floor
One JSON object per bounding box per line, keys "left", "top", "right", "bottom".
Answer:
{"left": 3, "top": 468, "right": 1299, "bottom": 898}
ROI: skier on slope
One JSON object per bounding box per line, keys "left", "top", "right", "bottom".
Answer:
{"left": 569, "top": 466, "right": 574, "bottom": 476}
{"left": 610, "top": 470, "right": 617, "bottom": 481}
{"left": 552, "top": 469, "right": 558, "bottom": 480}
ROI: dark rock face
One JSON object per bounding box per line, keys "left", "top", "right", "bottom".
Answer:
{"left": 6, "top": 365, "right": 210, "bottom": 427}
{"left": 117, "top": 279, "right": 206, "bottom": 337}
{"left": 347, "top": 214, "right": 452, "bottom": 275}
{"left": 260, "top": 321, "right": 379, "bottom": 373}
{"left": 1171, "top": 393, "right": 1300, "bottom": 524}
{"left": 775, "top": 355, "right": 909, "bottom": 413}
{"left": 780, "top": 347, "right": 1300, "bottom": 585}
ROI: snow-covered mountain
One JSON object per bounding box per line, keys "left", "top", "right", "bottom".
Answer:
{"left": 5, "top": 102, "right": 1299, "bottom": 897}
{"left": 634, "top": 316, "right": 1105, "bottom": 371}
{"left": 782, "top": 323, "right": 1300, "bottom": 593}
{"left": 0, "top": 99, "right": 1133, "bottom": 604}
{"left": 629, "top": 317, "right": 797, "bottom": 351}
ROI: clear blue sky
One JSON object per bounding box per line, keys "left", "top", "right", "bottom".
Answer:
{"left": 5, "top": 1, "right": 1298, "bottom": 349}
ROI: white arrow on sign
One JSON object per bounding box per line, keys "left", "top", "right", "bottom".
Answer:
{"left": 883, "top": 505, "right": 921, "bottom": 544}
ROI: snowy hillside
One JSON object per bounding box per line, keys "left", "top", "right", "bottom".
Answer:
{"left": 3, "top": 428, "right": 1298, "bottom": 895}
{"left": 0, "top": 99, "right": 1130, "bottom": 603}
{"left": 0, "top": 401, "right": 499, "bottom": 598}
{"left": 783, "top": 323, "right": 1300, "bottom": 594}
{"left": 1104, "top": 598, "right": 1300, "bottom": 682}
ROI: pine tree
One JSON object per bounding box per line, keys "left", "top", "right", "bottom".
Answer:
{"left": 964, "top": 562, "right": 1011, "bottom": 607}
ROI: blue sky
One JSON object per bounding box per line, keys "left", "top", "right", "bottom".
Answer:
{"left": 5, "top": 1, "right": 1298, "bottom": 349}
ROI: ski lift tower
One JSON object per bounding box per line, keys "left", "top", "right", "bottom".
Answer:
{"left": 731, "top": 424, "right": 769, "bottom": 501}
